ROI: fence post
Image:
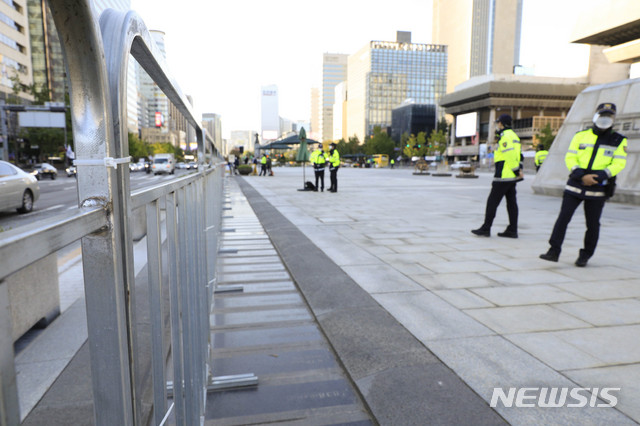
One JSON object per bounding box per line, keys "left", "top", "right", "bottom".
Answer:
{"left": 47, "top": 1, "right": 137, "bottom": 424}
{"left": 0, "top": 280, "right": 20, "bottom": 426}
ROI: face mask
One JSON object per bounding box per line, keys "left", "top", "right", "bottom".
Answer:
{"left": 593, "top": 113, "right": 614, "bottom": 130}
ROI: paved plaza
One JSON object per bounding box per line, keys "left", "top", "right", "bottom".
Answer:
{"left": 237, "top": 165, "right": 640, "bottom": 425}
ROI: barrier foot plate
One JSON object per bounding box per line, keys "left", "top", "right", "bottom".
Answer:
{"left": 207, "top": 374, "right": 258, "bottom": 392}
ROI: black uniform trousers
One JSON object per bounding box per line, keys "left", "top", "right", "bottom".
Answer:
{"left": 259, "top": 164, "right": 266, "bottom": 176}
{"left": 314, "top": 167, "right": 325, "bottom": 190}
{"left": 548, "top": 192, "right": 605, "bottom": 258}
{"left": 482, "top": 180, "right": 518, "bottom": 231}
{"left": 329, "top": 166, "right": 339, "bottom": 191}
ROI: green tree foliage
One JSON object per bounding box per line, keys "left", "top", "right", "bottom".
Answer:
{"left": 363, "top": 126, "right": 394, "bottom": 157}
{"left": 427, "top": 129, "right": 448, "bottom": 156}
{"left": 128, "top": 132, "right": 150, "bottom": 160}
{"left": 148, "top": 142, "right": 177, "bottom": 157}
{"left": 19, "top": 127, "right": 65, "bottom": 157}
{"left": 402, "top": 132, "right": 429, "bottom": 158}
{"left": 336, "top": 135, "right": 361, "bottom": 155}
{"left": 535, "top": 123, "right": 555, "bottom": 150}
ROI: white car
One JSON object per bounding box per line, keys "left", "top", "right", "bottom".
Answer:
{"left": 0, "top": 160, "right": 40, "bottom": 213}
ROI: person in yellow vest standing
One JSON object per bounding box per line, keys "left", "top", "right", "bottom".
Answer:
{"left": 472, "top": 113, "right": 523, "bottom": 238}
{"left": 540, "top": 103, "right": 627, "bottom": 267}
{"left": 534, "top": 145, "right": 548, "bottom": 172}
{"left": 328, "top": 143, "right": 340, "bottom": 192}
{"left": 390, "top": 158, "right": 395, "bottom": 169}
{"left": 309, "top": 142, "right": 327, "bottom": 191}
{"left": 259, "top": 154, "right": 267, "bottom": 176}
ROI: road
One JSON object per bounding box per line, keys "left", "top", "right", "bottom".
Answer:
{"left": 0, "top": 168, "right": 195, "bottom": 232}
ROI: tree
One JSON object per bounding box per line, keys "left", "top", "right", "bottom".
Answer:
{"left": 402, "top": 132, "right": 428, "bottom": 158}
{"left": 129, "top": 132, "right": 150, "bottom": 160}
{"left": 363, "top": 126, "right": 394, "bottom": 157}
{"left": 427, "top": 129, "right": 448, "bottom": 156}
{"left": 535, "top": 123, "right": 555, "bottom": 150}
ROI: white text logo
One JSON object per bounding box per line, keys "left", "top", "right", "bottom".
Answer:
{"left": 490, "top": 387, "right": 620, "bottom": 408}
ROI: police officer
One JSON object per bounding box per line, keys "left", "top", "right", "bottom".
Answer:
{"left": 328, "top": 143, "right": 340, "bottom": 192}
{"left": 540, "top": 103, "right": 627, "bottom": 267}
{"left": 535, "top": 145, "right": 548, "bottom": 172}
{"left": 472, "top": 113, "right": 522, "bottom": 238}
{"left": 309, "top": 142, "right": 327, "bottom": 191}
{"left": 259, "top": 154, "right": 267, "bottom": 176}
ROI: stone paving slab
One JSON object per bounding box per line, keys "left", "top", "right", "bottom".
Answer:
{"left": 471, "top": 284, "right": 584, "bottom": 306}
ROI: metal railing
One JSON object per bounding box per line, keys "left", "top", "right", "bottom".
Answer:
{"left": 0, "top": 1, "right": 228, "bottom": 424}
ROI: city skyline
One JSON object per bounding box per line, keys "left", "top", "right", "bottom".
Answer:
{"left": 130, "top": 0, "right": 615, "bottom": 139}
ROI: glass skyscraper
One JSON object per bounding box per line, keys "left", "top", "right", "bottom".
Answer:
{"left": 347, "top": 32, "right": 447, "bottom": 142}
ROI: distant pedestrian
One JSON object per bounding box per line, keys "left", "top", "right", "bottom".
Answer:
{"left": 309, "top": 142, "right": 327, "bottom": 191}
{"left": 390, "top": 158, "right": 395, "bottom": 168}
{"left": 534, "top": 145, "right": 548, "bottom": 172}
{"left": 539, "top": 103, "right": 628, "bottom": 267}
{"left": 233, "top": 157, "right": 240, "bottom": 175}
{"left": 259, "top": 154, "right": 267, "bottom": 176}
{"left": 328, "top": 143, "right": 340, "bottom": 192}
{"left": 266, "top": 155, "right": 273, "bottom": 175}
{"left": 472, "top": 113, "right": 523, "bottom": 238}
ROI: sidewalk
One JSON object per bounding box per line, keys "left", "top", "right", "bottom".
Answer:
{"left": 237, "top": 166, "right": 640, "bottom": 425}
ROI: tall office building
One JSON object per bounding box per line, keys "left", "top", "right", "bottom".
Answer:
{"left": 1, "top": 0, "right": 33, "bottom": 102}
{"left": 433, "top": 0, "right": 522, "bottom": 94}
{"left": 320, "top": 53, "right": 348, "bottom": 141}
{"left": 346, "top": 32, "right": 447, "bottom": 142}
{"left": 28, "top": 0, "right": 136, "bottom": 129}
{"left": 27, "top": 0, "right": 65, "bottom": 102}
{"left": 202, "top": 113, "right": 223, "bottom": 153}
{"left": 137, "top": 30, "right": 169, "bottom": 131}
{"left": 309, "top": 87, "right": 320, "bottom": 140}
{"left": 260, "top": 84, "right": 279, "bottom": 141}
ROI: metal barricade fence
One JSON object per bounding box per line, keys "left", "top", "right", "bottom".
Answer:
{"left": 0, "top": 1, "right": 227, "bottom": 424}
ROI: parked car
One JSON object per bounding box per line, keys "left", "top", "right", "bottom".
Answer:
{"left": 31, "top": 162, "right": 57, "bottom": 180}
{"left": 0, "top": 160, "right": 40, "bottom": 213}
{"left": 188, "top": 161, "right": 198, "bottom": 169}
{"left": 176, "top": 162, "right": 188, "bottom": 169}
{"left": 66, "top": 165, "right": 77, "bottom": 177}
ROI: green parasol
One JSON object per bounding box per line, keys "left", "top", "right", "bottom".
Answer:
{"left": 296, "top": 127, "right": 311, "bottom": 190}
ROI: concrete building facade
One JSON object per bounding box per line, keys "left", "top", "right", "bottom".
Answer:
{"left": 0, "top": 0, "right": 33, "bottom": 102}
{"left": 433, "top": 0, "right": 522, "bottom": 95}
{"left": 332, "top": 81, "right": 347, "bottom": 141}
{"left": 320, "top": 53, "right": 348, "bottom": 142}
{"left": 309, "top": 87, "right": 320, "bottom": 141}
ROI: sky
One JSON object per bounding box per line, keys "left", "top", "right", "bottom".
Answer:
{"left": 129, "top": 0, "right": 602, "bottom": 138}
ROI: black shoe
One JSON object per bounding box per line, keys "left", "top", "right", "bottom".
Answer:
{"left": 497, "top": 230, "right": 518, "bottom": 238}
{"left": 539, "top": 249, "right": 559, "bottom": 262}
{"left": 321, "top": 188, "right": 324, "bottom": 192}
{"left": 471, "top": 228, "right": 490, "bottom": 237}
{"left": 329, "top": 189, "right": 337, "bottom": 193}
{"left": 575, "top": 256, "right": 589, "bottom": 267}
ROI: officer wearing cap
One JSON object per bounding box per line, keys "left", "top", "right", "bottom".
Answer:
{"left": 534, "top": 144, "right": 548, "bottom": 172}
{"left": 540, "top": 103, "right": 628, "bottom": 267}
{"left": 328, "top": 142, "right": 340, "bottom": 192}
{"left": 472, "top": 113, "right": 523, "bottom": 238}
{"left": 309, "top": 142, "right": 327, "bottom": 191}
